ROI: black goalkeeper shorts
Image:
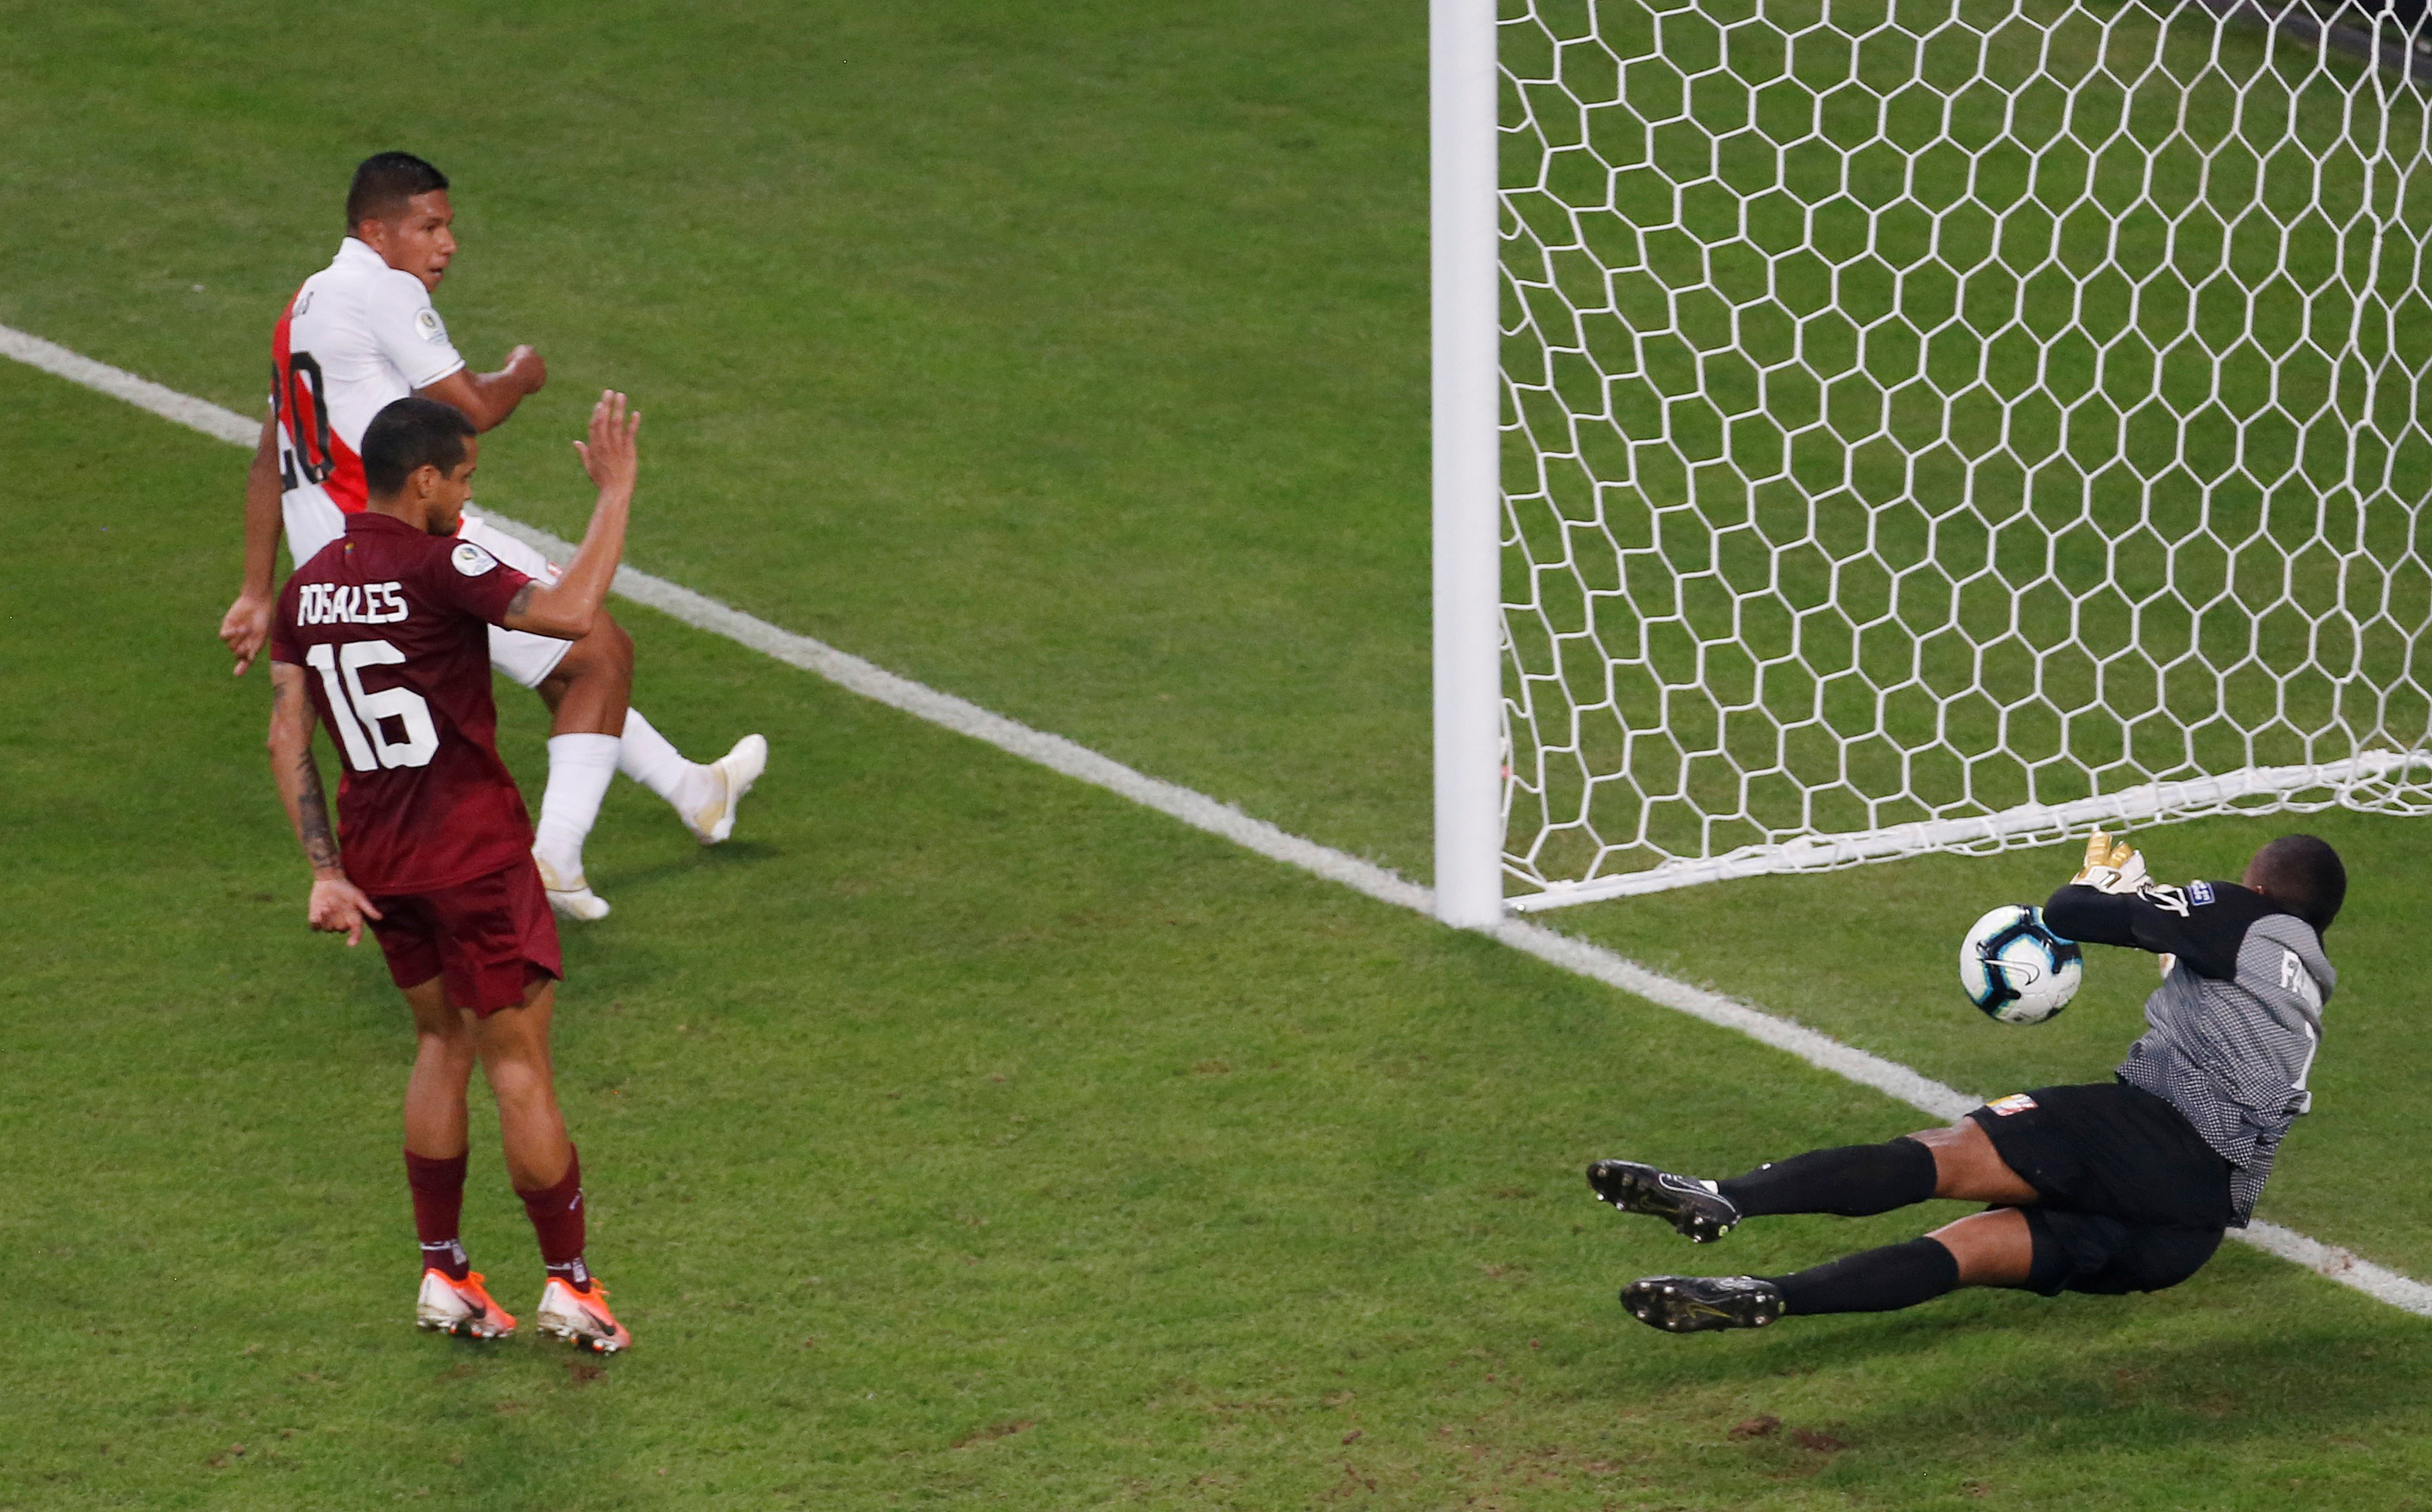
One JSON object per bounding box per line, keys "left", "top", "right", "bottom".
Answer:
{"left": 1966, "top": 1081, "right": 2234, "bottom": 1297}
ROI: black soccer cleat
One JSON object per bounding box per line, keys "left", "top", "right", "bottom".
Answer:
{"left": 1621, "top": 1274, "right": 1784, "bottom": 1334}
{"left": 1587, "top": 1159, "right": 1742, "bottom": 1243}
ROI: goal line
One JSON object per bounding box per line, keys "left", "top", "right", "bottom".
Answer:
{"left": 8, "top": 319, "right": 2426, "bottom": 1318}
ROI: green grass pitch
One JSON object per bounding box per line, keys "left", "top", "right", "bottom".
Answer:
{"left": 7, "top": 1, "right": 2432, "bottom": 1507}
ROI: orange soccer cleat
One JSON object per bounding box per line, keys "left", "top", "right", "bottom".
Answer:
{"left": 534, "top": 1276, "right": 631, "bottom": 1355}
{"left": 415, "top": 1270, "right": 517, "bottom": 1339}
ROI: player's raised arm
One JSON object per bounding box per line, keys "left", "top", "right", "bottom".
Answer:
{"left": 417, "top": 344, "right": 547, "bottom": 432}
{"left": 500, "top": 391, "right": 638, "bottom": 641}
{"left": 265, "top": 660, "right": 381, "bottom": 945}
{"left": 218, "top": 414, "right": 285, "bottom": 675}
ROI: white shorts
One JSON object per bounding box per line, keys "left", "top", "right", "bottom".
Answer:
{"left": 457, "top": 512, "right": 578, "bottom": 688}
{"left": 283, "top": 502, "right": 578, "bottom": 689}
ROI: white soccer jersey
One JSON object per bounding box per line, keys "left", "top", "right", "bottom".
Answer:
{"left": 272, "top": 237, "right": 467, "bottom": 564}
{"left": 266, "top": 238, "right": 572, "bottom": 688}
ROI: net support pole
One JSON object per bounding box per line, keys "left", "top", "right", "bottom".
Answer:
{"left": 1431, "top": 0, "right": 1504, "bottom": 929}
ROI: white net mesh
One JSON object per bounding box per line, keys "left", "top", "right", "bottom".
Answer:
{"left": 1500, "top": 0, "right": 2432, "bottom": 908}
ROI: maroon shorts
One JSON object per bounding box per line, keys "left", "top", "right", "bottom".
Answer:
{"left": 366, "top": 857, "right": 563, "bottom": 1015}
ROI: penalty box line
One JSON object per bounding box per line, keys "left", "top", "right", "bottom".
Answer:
{"left": 9, "top": 318, "right": 2427, "bottom": 1320}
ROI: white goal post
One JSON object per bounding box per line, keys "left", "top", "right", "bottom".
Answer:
{"left": 1434, "top": 0, "right": 2432, "bottom": 923}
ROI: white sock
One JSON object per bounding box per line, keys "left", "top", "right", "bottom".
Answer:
{"left": 617, "top": 708, "right": 713, "bottom": 814}
{"left": 534, "top": 732, "right": 621, "bottom": 884}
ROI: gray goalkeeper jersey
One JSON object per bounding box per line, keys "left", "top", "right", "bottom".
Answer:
{"left": 2042, "top": 881, "right": 2336, "bottom": 1225}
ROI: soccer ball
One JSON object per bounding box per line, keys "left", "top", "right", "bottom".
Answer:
{"left": 1959, "top": 904, "right": 2083, "bottom": 1025}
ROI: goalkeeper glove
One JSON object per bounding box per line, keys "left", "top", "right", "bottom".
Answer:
{"left": 2071, "top": 829, "right": 2149, "bottom": 895}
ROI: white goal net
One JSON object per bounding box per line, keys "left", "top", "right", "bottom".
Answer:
{"left": 1494, "top": 0, "right": 2432, "bottom": 910}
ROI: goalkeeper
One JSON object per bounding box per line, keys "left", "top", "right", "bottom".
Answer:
{"left": 1591, "top": 831, "right": 2344, "bottom": 1334}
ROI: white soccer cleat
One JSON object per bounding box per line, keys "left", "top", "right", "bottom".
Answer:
{"left": 534, "top": 1276, "right": 631, "bottom": 1355}
{"left": 533, "top": 851, "right": 611, "bottom": 922}
{"left": 682, "top": 734, "right": 767, "bottom": 845}
{"left": 415, "top": 1270, "right": 517, "bottom": 1339}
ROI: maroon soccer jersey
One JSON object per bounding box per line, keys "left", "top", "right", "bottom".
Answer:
{"left": 269, "top": 512, "right": 537, "bottom": 894}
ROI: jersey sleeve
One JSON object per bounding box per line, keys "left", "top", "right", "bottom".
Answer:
{"left": 364, "top": 272, "right": 468, "bottom": 391}
{"left": 269, "top": 577, "right": 306, "bottom": 665}
{"left": 2043, "top": 881, "right": 2268, "bottom": 979}
{"left": 422, "top": 540, "right": 535, "bottom": 627}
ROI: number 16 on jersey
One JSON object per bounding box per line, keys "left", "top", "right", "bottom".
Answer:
{"left": 305, "top": 640, "right": 438, "bottom": 771}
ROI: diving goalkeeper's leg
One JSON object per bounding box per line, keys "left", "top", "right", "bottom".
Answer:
{"left": 1624, "top": 1208, "right": 2031, "bottom": 1334}
{"left": 1590, "top": 1118, "right": 2037, "bottom": 1236}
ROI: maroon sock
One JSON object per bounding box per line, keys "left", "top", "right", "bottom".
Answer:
{"left": 516, "top": 1146, "right": 590, "bottom": 1290}
{"left": 405, "top": 1148, "right": 470, "bottom": 1280}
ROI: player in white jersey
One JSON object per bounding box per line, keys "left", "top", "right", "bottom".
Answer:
{"left": 219, "top": 153, "right": 766, "bottom": 920}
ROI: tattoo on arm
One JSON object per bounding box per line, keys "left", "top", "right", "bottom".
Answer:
{"left": 294, "top": 746, "right": 339, "bottom": 871}
{"left": 269, "top": 665, "right": 337, "bottom": 871}
{"left": 506, "top": 582, "right": 535, "bottom": 620}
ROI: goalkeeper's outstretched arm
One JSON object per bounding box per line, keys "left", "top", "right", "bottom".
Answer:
{"left": 2043, "top": 831, "right": 2253, "bottom": 980}
{"left": 2043, "top": 886, "right": 2147, "bottom": 952}
{"left": 2045, "top": 883, "right": 2244, "bottom": 978}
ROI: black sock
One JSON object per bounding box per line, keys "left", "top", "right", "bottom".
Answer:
{"left": 1716, "top": 1136, "right": 1938, "bottom": 1217}
{"left": 1769, "top": 1237, "right": 1959, "bottom": 1315}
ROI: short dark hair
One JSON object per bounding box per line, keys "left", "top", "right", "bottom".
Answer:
{"left": 362, "top": 397, "right": 476, "bottom": 496}
{"left": 2249, "top": 834, "right": 2346, "bottom": 933}
{"left": 347, "top": 151, "right": 449, "bottom": 231}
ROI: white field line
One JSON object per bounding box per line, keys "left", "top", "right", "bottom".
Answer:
{"left": 12, "top": 319, "right": 2429, "bottom": 1320}
{"left": 2, "top": 325, "right": 263, "bottom": 446}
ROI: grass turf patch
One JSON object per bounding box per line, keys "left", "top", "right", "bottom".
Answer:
{"left": 10, "top": 306, "right": 2432, "bottom": 1512}
{"left": 9, "top": 2, "right": 2432, "bottom": 1503}
{"left": 0, "top": 0, "right": 1434, "bottom": 871}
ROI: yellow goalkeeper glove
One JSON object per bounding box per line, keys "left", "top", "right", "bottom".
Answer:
{"left": 2071, "top": 829, "right": 2149, "bottom": 895}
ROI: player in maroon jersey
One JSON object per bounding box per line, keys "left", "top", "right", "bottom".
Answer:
{"left": 266, "top": 391, "right": 639, "bottom": 1353}
{"left": 225, "top": 151, "right": 766, "bottom": 924}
